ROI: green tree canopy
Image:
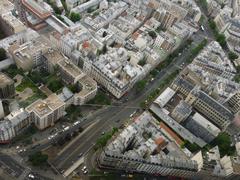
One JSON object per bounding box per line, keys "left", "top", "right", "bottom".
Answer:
{"left": 135, "top": 80, "right": 147, "bottom": 93}
{"left": 228, "top": 51, "right": 239, "bottom": 61}
{"left": 148, "top": 31, "right": 157, "bottom": 39}
{"left": 70, "top": 12, "right": 81, "bottom": 22}
{"left": 29, "top": 151, "right": 48, "bottom": 166}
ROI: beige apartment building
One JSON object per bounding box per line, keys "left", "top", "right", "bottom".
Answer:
{"left": 26, "top": 94, "right": 65, "bottom": 130}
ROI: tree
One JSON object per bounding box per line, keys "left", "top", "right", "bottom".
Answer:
{"left": 29, "top": 151, "right": 48, "bottom": 166}
{"left": 150, "top": 69, "right": 158, "bottom": 77}
{"left": 69, "top": 12, "right": 81, "bottom": 22}
{"left": 148, "top": 31, "right": 157, "bottom": 39}
{"left": 68, "top": 84, "right": 79, "bottom": 93}
{"left": 183, "top": 141, "right": 200, "bottom": 152}
{"left": 216, "top": 34, "right": 227, "bottom": 48}
{"left": 47, "top": 80, "right": 63, "bottom": 92}
{"left": 53, "top": 6, "right": 62, "bottom": 14}
{"left": 228, "top": 51, "right": 239, "bottom": 61}
{"left": 138, "top": 58, "right": 146, "bottom": 66}
{"left": 88, "top": 91, "right": 111, "bottom": 105}
{"left": 135, "top": 80, "right": 147, "bottom": 93}
{"left": 211, "top": 133, "right": 235, "bottom": 157}
{"left": 0, "top": 48, "right": 7, "bottom": 61}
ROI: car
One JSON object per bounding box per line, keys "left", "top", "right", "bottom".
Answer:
{"left": 101, "top": 132, "right": 105, "bottom": 135}
{"left": 28, "top": 174, "right": 35, "bottom": 179}
{"left": 73, "top": 121, "right": 80, "bottom": 125}
{"left": 63, "top": 126, "right": 70, "bottom": 131}
{"left": 83, "top": 170, "right": 88, "bottom": 174}
{"left": 82, "top": 166, "right": 87, "bottom": 171}
{"left": 200, "top": 25, "right": 205, "bottom": 31}
{"left": 48, "top": 135, "right": 55, "bottom": 140}
{"left": 16, "top": 146, "right": 20, "bottom": 150}
{"left": 78, "top": 153, "right": 83, "bottom": 158}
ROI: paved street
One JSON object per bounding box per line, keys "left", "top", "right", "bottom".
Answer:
{"left": 50, "top": 31, "right": 208, "bottom": 176}
{"left": 16, "top": 20, "right": 213, "bottom": 178}
{"left": 0, "top": 152, "right": 52, "bottom": 180}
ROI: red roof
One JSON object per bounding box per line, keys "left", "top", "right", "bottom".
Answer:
{"left": 160, "top": 122, "right": 183, "bottom": 145}
{"left": 155, "top": 137, "right": 165, "bottom": 146}
{"left": 82, "top": 41, "right": 90, "bottom": 49}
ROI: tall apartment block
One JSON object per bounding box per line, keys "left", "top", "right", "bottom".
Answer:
{"left": 0, "top": 73, "right": 15, "bottom": 99}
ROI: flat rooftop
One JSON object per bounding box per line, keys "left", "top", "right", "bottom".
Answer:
{"left": 1, "top": 13, "right": 26, "bottom": 32}
{"left": 58, "top": 59, "right": 84, "bottom": 78}
{"left": 77, "top": 75, "right": 97, "bottom": 97}
{"left": 11, "top": 37, "right": 50, "bottom": 61}
{"left": 0, "top": 0, "right": 14, "bottom": 15}
{"left": 22, "top": 0, "right": 52, "bottom": 19}
{"left": 43, "top": 49, "right": 65, "bottom": 66}
{"left": 26, "top": 94, "right": 64, "bottom": 118}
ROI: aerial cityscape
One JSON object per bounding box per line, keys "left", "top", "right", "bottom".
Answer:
{"left": 0, "top": 0, "right": 239, "bottom": 179}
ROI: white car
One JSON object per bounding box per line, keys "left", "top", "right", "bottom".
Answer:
{"left": 82, "top": 166, "right": 87, "bottom": 171}
{"left": 83, "top": 170, "right": 88, "bottom": 174}
{"left": 28, "top": 174, "right": 35, "bottom": 179}
{"left": 73, "top": 121, "right": 80, "bottom": 125}
{"left": 63, "top": 126, "right": 70, "bottom": 131}
{"left": 48, "top": 135, "right": 54, "bottom": 140}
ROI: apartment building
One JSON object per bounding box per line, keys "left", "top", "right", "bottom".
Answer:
{"left": 71, "top": 0, "right": 101, "bottom": 13}
{"left": 73, "top": 75, "right": 97, "bottom": 105}
{"left": 98, "top": 111, "right": 201, "bottom": 179}
{"left": 0, "top": 0, "right": 26, "bottom": 36}
{"left": 154, "top": 32, "right": 177, "bottom": 52}
{"left": 153, "top": 9, "right": 177, "bottom": 29}
{"left": 66, "top": 0, "right": 87, "bottom": 10}
{"left": 57, "top": 58, "right": 97, "bottom": 105}
{"left": 214, "top": 7, "right": 232, "bottom": 33}
{"left": 0, "top": 73, "right": 15, "bottom": 99}
{"left": 185, "top": 87, "right": 233, "bottom": 130}
{"left": 184, "top": 113, "right": 221, "bottom": 143}
{"left": 57, "top": 59, "right": 85, "bottom": 85}
{"left": 226, "top": 91, "right": 240, "bottom": 113}
{"left": 26, "top": 94, "right": 65, "bottom": 130}
{"left": 8, "top": 37, "right": 51, "bottom": 71}
{"left": 83, "top": 48, "right": 142, "bottom": 98}
{"left": 171, "top": 76, "right": 195, "bottom": 97}
{"left": 42, "top": 49, "right": 66, "bottom": 73}
{"left": 0, "top": 108, "right": 30, "bottom": 143}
